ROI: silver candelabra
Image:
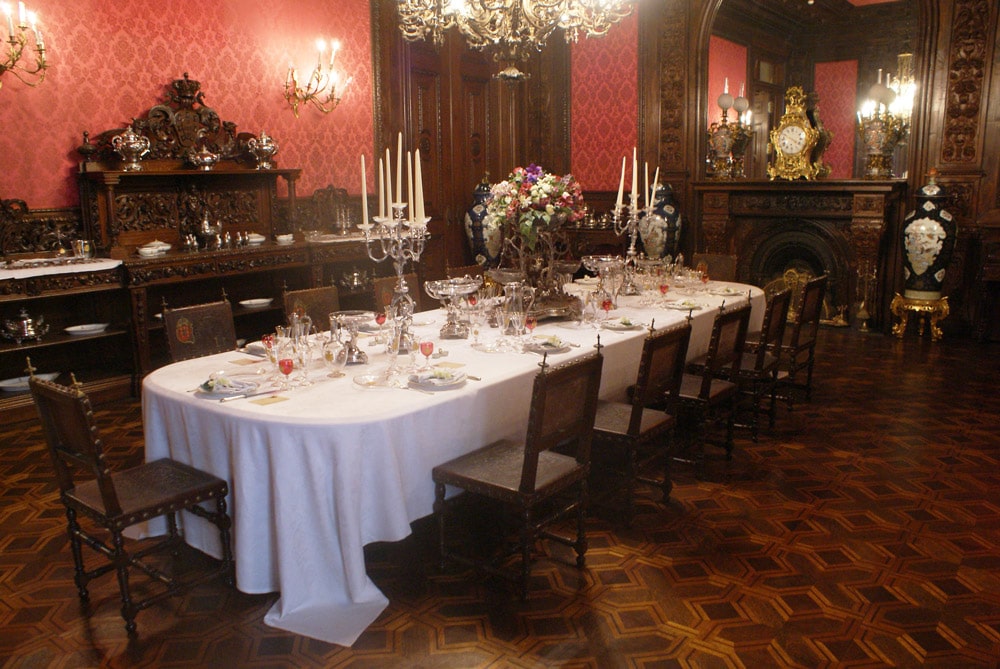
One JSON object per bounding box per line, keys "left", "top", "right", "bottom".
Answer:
{"left": 612, "top": 193, "right": 646, "bottom": 296}
{"left": 360, "top": 202, "right": 430, "bottom": 354}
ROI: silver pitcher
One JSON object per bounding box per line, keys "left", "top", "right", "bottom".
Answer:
{"left": 247, "top": 131, "right": 279, "bottom": 170}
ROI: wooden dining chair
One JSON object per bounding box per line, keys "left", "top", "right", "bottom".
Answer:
{"left": 282, "top": 285, "right": 341, "bottom": 330}
{"left": 432, "top": 350, "right": 604, "bottom": 598}
{"left": 691, "top": 253, "right": 738, "bottom": 282}
{"left": 677, "top": 303, "right": 751, "bottom": 460}
{"left": 592, "top": 322, "right": 691, "bottom": 525}
{"left": 373, "top": 272, "right": 427, "bottom": 313}
{"left": 29, "top": 368, "right": 233, "bottom": 636}
{"left": 446, "top": 263, "right": 485, "bottom": 280}
{"left": 779, "top": 274, "right": 827, "bottom": 409}
{"left": 736, "top": 288, "right": 792, "bottom": 440}
{"left": 161, "top": 298, "right": 237, "bottom": 362}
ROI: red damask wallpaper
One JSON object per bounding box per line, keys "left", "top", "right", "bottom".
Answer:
{"left": 0, "top": 0, "right": 374, "bottom": 209}
{"left": 814, "top": 60, "right": 859, "bottom": 179}
{"left": 707, "top": 36, "right": 747, "bottom": 125}
{"left": 569, "top": 12, "right": 638, "bottom": 191}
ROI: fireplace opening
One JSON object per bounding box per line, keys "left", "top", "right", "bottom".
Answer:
{"left": 736, "top": 218, "right": 853, "bottom": 322}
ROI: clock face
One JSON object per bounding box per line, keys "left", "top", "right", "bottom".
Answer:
{"left": 778, "top": 125, "right": 807, "bottom": 154}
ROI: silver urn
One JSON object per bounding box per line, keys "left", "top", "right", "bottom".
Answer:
{"left": 111, "top": 126, "right": 150, "bottom": 172}
{"left": 188, "top": 145, "right": 220, "bottom": 171}
{"left": 247, "top": 131, "right": 278, "bottom": 170}
{"left": 3, "top": 308, "right": 50, "bottom": 345}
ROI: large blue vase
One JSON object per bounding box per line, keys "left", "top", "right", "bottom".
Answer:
{"left": 901, "top": 173, "right": 956, "bottom": 300}
{"left": 464, "top": 176, "right": 502, "bottom": 268}
{"left": 638, "top": 183, "right": 683, "bottom": 259}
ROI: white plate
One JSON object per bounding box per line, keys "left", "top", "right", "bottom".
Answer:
{"left": 239, "top": 298, "right": 274, "bottom": 309}
{"left": 141, "top": 240, "right": 172, "bottom": 252}
{"left": 246, "top": 239, "right": 265, "bottom": 246}
{"left": 525, "top": 343, "right": 571, "bottom": 355}
{"left": 408, "top": 371, "right": 467, "bottom": 391}
{"left": 664, "top": 301, "right": 704, "bottom": 311}
{"left": 136, "top": 248, "right": 166, "bottom": 258}
{"left": 411, "top": 318, "right": 435, "bottom": 327}
{"left": 0, "top": 372, "right": 59, "bottom": 392}
{"left": 353, "top": 373, "right": 389, "bottom": 389}
{"left": 707, "top": 286, "right": 745, "bottom": 297}
{"left": 196, "top": 379, "right": 258, "bottom": 398}
{"left": 601, "top": 320, "right": 643, "bottom": 331}
{"left": 65, "top": 323, "right": 110, "bottom": 335}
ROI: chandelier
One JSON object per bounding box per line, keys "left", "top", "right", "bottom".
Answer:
{"left": 283, "top": 38, "right": 353, "bottom": 117}
{"left": 397, "top": 0, "right": 634, "bottom": 81}
{"left": 1, "top": 1, "right": 47, "bottom": 90}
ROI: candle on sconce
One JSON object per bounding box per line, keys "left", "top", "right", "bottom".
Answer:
{"left": 4, "top": 8, "right": 13, "bottom": 39}
{"left": 395, "top": 132, "right": 403, "bottom": 206}
{"left": 377, "top": 157, "right": 385, "bottom": 219}
{"left": 723, "top": 77, "right": 729, "bottom": 94}
{"left": 18, "top": 1, "right": 25, "bottom": 27}
{"left": 330, "top": 39, "right": 339, "bottom": 68}
{"left": 414, "top": 148, "right": 425, "bottom": 221}
{"left": 315, "top": 38, "right": 325, "bottom": 67}
{"left": 615, "top": 156, "right": 625, "bottom": 210}
{"left": 739, "top": 83, "right": 744, "bottom": 98}
{"left": 360, "top": 154, "right": 368, "bottom": 224}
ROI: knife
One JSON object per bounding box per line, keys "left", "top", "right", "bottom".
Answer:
{"left": 219, "top": 389, "right": 278, "bottom": 403}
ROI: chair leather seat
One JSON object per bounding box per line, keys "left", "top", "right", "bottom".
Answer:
{"left": 67, "top": 458, "right": 228, "bottom": 526}
{"left": 593, "top": 400, "right": 674, "bottom": 440}
{"left": 433, "top": 439, "right": 586, "bottom": 504}
{"left": 678, "top": 373, "right": 737, "bottom": 404}
{"left": 739, "top": 351, "right": 777, "bottom": 374}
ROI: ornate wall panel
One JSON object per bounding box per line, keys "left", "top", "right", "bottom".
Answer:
{"left": 0, "top": 0, "right": 374, "bottom": 209}
{"left": 941, "top": 0, "right": 991, "bottom": 164}
{"left": 658, "top": 0, "right": 689, "bottom": 175}
{"left": 570, "top": 12, "right": 639, "bottom": 190}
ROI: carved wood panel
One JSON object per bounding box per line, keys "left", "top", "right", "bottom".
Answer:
{"left": 941, "top": 0, "right": 993, "bottom": 164}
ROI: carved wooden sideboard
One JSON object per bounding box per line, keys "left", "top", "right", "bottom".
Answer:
{"left": 692, "top": 180, "right": 907, "bottom": 328}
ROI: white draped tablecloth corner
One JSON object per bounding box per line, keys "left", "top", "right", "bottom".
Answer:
{"left": 141, "top": 282, "right": 764, "bottom": 646}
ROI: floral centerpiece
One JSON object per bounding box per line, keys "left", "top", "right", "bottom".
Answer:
{"left": 485, "top": 164, "right": 587, "bottom": 251}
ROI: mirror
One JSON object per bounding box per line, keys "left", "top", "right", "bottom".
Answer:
{"left": 705, "top": 0, "right": 918, "bottom": 180}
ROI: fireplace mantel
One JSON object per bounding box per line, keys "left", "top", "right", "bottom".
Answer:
{"left": 692, "top": 179, "right": 908, "bottom": 327}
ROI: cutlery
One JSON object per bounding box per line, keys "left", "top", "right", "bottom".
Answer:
{"left": 219, "top": 389, "right": 278, "bottom": 403}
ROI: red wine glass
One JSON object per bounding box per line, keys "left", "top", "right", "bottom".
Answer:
{"left": 375, "top": 310, "right": 387, "bottom": 342}
{"left": 419, "top": 340, "right": 434, "bottom": 369}
{"left": 278, "top": 357, "right": 294, "bottom": 389}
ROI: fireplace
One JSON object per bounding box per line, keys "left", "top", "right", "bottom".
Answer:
{"left": 692, "top": 180, "right": 907, "bottom": 328}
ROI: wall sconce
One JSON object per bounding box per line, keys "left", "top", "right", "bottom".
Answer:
{"left": 857, "top": 60, "right": 911, "bottom": 179}
{"left": 1, "top": 1, "right": 47, "bottom": 90}
{"left": 283, "top": 38, "right": 352, "bottom": 117}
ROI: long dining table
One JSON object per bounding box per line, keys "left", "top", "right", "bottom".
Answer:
{"left": 141, "top": 280, "right": 764, "bottom": 646}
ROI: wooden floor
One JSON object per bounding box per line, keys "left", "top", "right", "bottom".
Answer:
{"left": 2, "top": 328, "right": 999, "bottom": 668}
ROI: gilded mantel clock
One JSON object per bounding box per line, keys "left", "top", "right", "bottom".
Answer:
{"left": 767, "top": 86, "right": 821, "bottom": 180}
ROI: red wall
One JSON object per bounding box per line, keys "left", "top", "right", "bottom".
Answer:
{"left": 569, "top": 12, "right": 638, "bottom": 191}
{"left": 707, "top": 36, "right": 747, "bottom": 125}
{"left": 0, "top": 0, "right": 374, "bottom": 209}
{"left": 814, "top": 60, "right": 859, "bottom": 179}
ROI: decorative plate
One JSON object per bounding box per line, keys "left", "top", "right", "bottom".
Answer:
{"left": 65, "top": 323, "right": 110, "bottom": 335}
{"left": 0, "top": 372, "right": 59, "bottom": 392}
{"left": 196, "top": 378, "right": 258, "bottom": 398}
{"left": 601, "top": 319, "right": 643, "bottom": 331}
{"left": 408, "top": 370, "right": 467, "bottom": 391}
{"left": 239, "top": 298, "right": 273, "bottom": 309}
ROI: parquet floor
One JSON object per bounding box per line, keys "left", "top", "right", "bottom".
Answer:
{"left": 1, "top": 328, "right": 999, "bottom": 668}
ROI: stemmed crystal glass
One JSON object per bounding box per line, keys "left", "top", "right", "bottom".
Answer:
{"left": 276, "top": 338, "right": 295, "bottom": 391}
{"left": 321, "top": 336, "right": 347, "bottom": 378}
{"left": 418, "top": 340, "right": 434, "bottom": 370}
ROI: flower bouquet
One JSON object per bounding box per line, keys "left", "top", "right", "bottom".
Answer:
{"left": 485, "top": 164, "right": 586, "bottom": 251}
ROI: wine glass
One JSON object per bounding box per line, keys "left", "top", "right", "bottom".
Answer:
{"left": 524, "top": 314, "right": 537, "bottom": 342}
{"left": 374, "top": 309, "right": 387, "bottom": 344}
{"left": 601, "top": 296, "right": 614, "bottom": 321}
{"left": 321, "top": 337, "right": 347, "bottom": 378}
{"left": 419, "top": 340, "right": 434, "bottom": 370}
{"left": 294, "top": 337, "right": 313, "bottom": 386}
{"left": 261, "top": 333, "right": 278, "bottom": 379}
{"left": 696, "top": 260, "right": 709, "bottom": 284}
{"left": 277, "top": 357, "right": 294, "bottom": 390}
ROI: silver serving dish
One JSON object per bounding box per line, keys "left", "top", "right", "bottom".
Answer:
{"left": 3, "top": 308, "right": 50, "bottom": 345}
{"left": 188, "top": 145, "right": 220, "bottom": 171}
{"left": 425, "top": 276, "right": 481, "bottom": 339}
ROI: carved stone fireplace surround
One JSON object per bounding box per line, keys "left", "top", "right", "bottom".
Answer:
{"left": 692, "top": 180, "right": 907, "bottom": 328}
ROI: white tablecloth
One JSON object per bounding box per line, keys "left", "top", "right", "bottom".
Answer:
{"left": 141, "top": 282, "right": 764, "bottom": 645}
